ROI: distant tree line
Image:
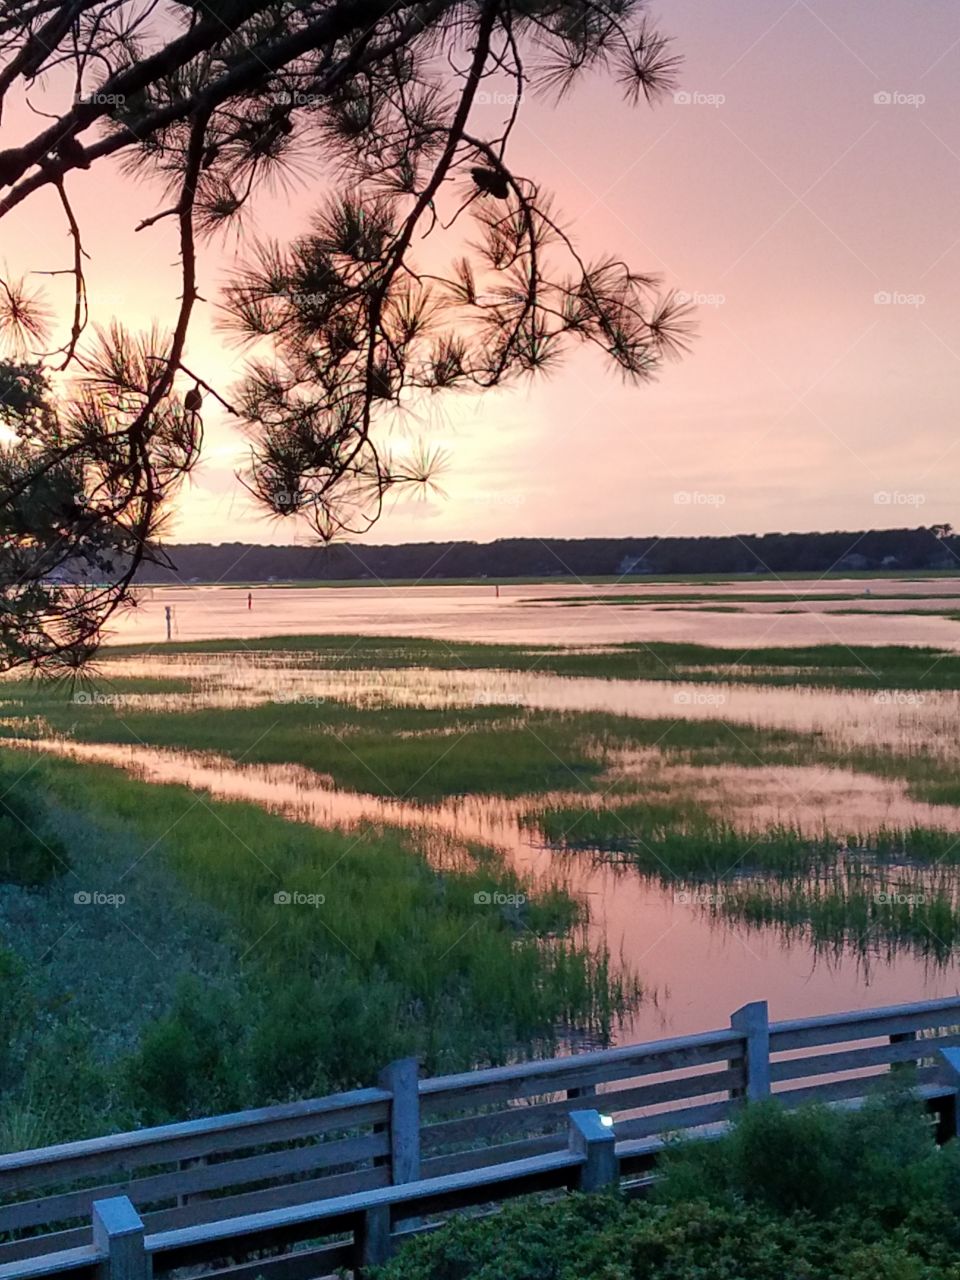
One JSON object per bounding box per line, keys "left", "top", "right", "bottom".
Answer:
{"left": 134, "top": 525, "right": 958, "bottom": 583}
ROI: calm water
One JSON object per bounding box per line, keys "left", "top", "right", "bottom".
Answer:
{"left": 107, "top": 579, "right": 960, "bottom": 649}
{"left": 18, "top": 642, "right": 960, "bottom": 1042}
{"left": 17, "top": 576, "right": 960, "bottom": 1041}
{"left": 94, "top": 654, "right": 960, "bottom": 760}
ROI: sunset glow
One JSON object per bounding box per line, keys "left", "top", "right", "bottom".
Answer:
{"left": 5, "top": 0, "right": 957, "bottom": 545}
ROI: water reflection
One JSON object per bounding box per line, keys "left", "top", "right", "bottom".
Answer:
{"left": 83, "top": 656, "right": 960, "bottom": 761}
{"left": 101, "top": 579, "right": 960, "bottom": 649}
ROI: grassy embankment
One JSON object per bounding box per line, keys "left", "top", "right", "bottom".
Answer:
{"left": 0, "top": 745, "right": 636, "bottom": 1149}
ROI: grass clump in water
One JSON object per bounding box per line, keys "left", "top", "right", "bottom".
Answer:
{"left": 721, "top": 863, "right": 960, "bottom": 963}
{"left": 527, "top": 798, "right": 960, "bottom": 878}
{"left": 528, "top": 799, "right": 828, "bottom": 876}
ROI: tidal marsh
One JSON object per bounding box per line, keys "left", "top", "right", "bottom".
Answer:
{"left": 7, "top": 631, "right": 960, "bottom": 1146}
{"left": 101, "top": 633, "right": 960, "bottom": 690}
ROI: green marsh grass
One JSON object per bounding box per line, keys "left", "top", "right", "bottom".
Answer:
{"left": 0, "top": 679, "right": 871, "bottom": 799}
{"left": 14, "top": 673, "right": 960, "bottom": 840}
{"left": 531, "top": 787, "right": 960, "bottom": 875}
{"left": 720, "top": 862, "right": 960, "bottom": 963}
{"left": 100, "top": 633, "right": 960, "bottom": 690}
{"left": 0, "top": 696, "right": 608, "bottom": 798}
{"left": 10, "top": 636, "right": 960, "bottom": 1143}
{"left": 0, "top": 745, "right": 639, "bottom": 1138}
{"left": 0, "top": 674, "right": 198, "bottom": 700}
{"left": 529, "top": 802, "right": 831, "bottom": 875}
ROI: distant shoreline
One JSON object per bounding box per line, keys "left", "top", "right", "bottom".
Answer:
{"left": 135, "top": 569, "right": 960, "bottom": 588}
{"left": 132, "top": 527, "right": 959, "bottom": 585}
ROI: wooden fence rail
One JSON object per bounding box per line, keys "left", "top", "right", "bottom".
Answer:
{"left": 0, "top": 1111, "right": 617, "bottom": 1280}
{"left": 4, "top": 995, "right": 960, "bottom": 1277}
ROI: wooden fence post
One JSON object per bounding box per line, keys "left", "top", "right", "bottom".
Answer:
{"left": 176, "top": 1155, "right": 207, "bottom": 1207}
{"left": 378, "top": 1058, "right": 421, "bottom": 1184}
{"left": 358, "top": 1203, "right": 392, "bottom": 1272}
{"left": 730, "top": 1001, "right": 770, "bottom": 1102}
{"left": 92, "top": 1197, "right": 149, "bottom": 1280}
{"left": 376, "top": 1057, "right": 420, "bottom": 1245}
{"left": 568, "top": 1110, "right": 617, "bottom": 1192}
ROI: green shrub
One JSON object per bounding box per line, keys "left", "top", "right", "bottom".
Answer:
{"left": 0, "top": 761, "right": 68, "bottom": 885}
{"left": 373, "top": 1192, "right": 960, "bottom": 1280}
{"left": 374, "top": 1092, "right": 960, "bottom": 1280}
{"left": 0, "top": 1018, "right": 117, "bottom": 1151}
{"left": 123, "top": 977, "right": 245, "bottom": 1122}
{"left": 245, "top": 973, "right": 404, "bottom": 1100}
{"left": 656, "top": 1086, "right": 949, "bottom": 1223}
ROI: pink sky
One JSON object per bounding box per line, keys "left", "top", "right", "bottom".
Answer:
{"left": 4, "top": 0, "right": 960, "bottom": 545}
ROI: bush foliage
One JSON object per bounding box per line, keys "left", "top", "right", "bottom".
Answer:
{"left": 0, "top": 758, "right": 69, "bottom": 885}
{"left": 375, "top": 1091, "right": 960, "bottom": 1280}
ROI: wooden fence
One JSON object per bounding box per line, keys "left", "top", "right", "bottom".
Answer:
{"left": 4, "top": 995, "right": 960, "bottom": 1279}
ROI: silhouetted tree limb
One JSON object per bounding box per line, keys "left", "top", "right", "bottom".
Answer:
{"left": 0, "top": 0, "right": 690, "bottom": 672}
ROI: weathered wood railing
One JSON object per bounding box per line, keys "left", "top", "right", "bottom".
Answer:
{"left": 4, "top": 995, "right": 960, "bottom": 1277}
{"left": 0, "top": 1111, "right": 618, "bottom": 1280}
